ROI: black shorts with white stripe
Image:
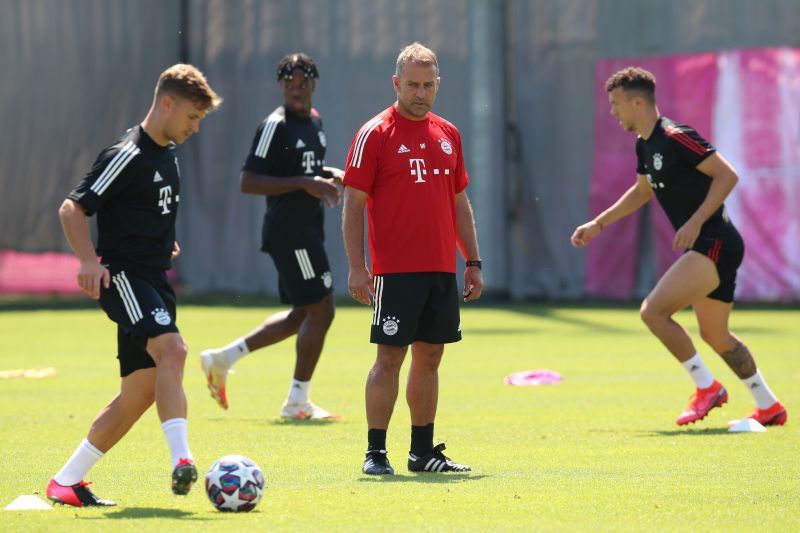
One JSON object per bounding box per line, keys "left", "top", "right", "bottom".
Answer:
{"left": 370, "top": 273, "right": 461, "bottom": 346}
{"left": 266, "top": 240, "right": 333, "bottom": 306}
{"left": 98, "top": 263, "right": 178, "bottom": 377}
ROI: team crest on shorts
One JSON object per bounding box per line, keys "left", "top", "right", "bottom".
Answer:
{"left": 439, "top": 138, "right": 453, "bottom": 155}
{"left": 653, "top": 153, "right": 663, "bottom": 170}
{"left": 321, "top": 271, "right": 333, "bottom": 289}
{"left": 151, "top": 308, "right": 171, "bottom": 326}
{"left": 382, "top": 316, "right": 399, "bottom": 336}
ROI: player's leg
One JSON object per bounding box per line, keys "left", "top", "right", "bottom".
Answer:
{"left": 694, "top": 298, "right": 786, "bottom": 425}
{"left": 641, "top": 252, "right": 727, "bottom": 425}
{"left": 363, "top": 343, "right": 407, "bottom": 475}
{"left": 47, "top": 328, "right": 158, "bottom": 508}
{"left": 269, "top": 242, "right": 337, "bottom": 418}
{"left": 406, "top": 273, "right": 469, "bottom": 473}
{"left": 640, "top": 252, "right": 720, "bottom": 360}
{"left": 280, "top": 293, "right": 337, "bottom": 419}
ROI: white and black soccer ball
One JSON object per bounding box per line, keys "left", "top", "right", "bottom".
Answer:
{"left": 205, "top": 455, "right": 265, "bottom": 512}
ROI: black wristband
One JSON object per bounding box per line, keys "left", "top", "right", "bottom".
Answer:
{"left": 466, "top": 260, "right": 482, "bottom": 270}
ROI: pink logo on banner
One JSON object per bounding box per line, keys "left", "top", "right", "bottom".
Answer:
{"left": 587, "top": 48, "right": 800, "bottom": 301}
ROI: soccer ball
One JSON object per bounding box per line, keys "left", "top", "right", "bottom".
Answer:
{"left": 205, "top": 455, "right": 265, "bottom": 512}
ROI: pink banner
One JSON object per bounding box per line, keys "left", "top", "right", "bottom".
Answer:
{"left": 588, "top": 48, "right": 800, "bottom": 301}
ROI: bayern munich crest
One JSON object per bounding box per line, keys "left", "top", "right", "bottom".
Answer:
{"left": 382, "top": 316, "right": 399, "bottom": 336}
{"left": 151, "top": 308, "right": 171, "bottom": 326}
{"left": 653, "top": 152, "right": 663, "bottom": 170}
{"left": 318, "top": 131, "right": 327, "bottom": 147}
{"left": 321, "top": 271, "right": 333, "bottom": 289}
{"left": 440, "top": 139, "right": 453, "bottom": 155}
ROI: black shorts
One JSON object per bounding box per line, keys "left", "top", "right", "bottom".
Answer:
{"left": 98, "top": 264, "right": 179, "bottom": 377}
{"left": 267, "top": 240, "right": 333, "bottom": 306}
{"left": 370, "top": 272, "right": 461, "bottom": 346}
{"left": 690, "top": 224, "right": 744, "bottom": 303}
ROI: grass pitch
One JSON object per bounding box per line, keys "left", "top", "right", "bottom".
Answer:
{"left": 1, "top": 302, "right": 798, "bottom": 531}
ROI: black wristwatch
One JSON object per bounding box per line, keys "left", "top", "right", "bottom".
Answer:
{"left": 466, "top": 260, "right": 482, "bottom": 270}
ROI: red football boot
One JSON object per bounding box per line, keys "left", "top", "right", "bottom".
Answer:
{"left": 46, "top": 479, "right": 116, "bottom": 507}
{"left": 742, "top": 401, "right": 787, "bottom": 426}
{"left": 676, "top": 380, "right": 728, "bottom": 425}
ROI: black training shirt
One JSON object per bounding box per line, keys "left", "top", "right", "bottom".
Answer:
{"left": 68, "top": 125, "right": 180, "bottom": 270}
{"left": 242, "top": 105, "right": 327, "bottom": 249}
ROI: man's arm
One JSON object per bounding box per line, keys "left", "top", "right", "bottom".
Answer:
{"left": 58, "top": 199, "right": 109, "bottom": 299}
{"left": 240, "top": 170, "right": 339, "bottom": 207}
{"left": 455, "top": 191, "right": 483, "bottom": 302}
{"left": 571, "top": 173, "right": 654, "bottom": 248}
{"left": 341, "top": 186, "right": 372, "bottom": 305}
{"left": 672, "top": 152, "right": 738, "bottom": 250}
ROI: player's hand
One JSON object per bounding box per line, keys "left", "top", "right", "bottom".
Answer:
{"left": 673, "top": 218, "right": 701, "bottom": 251}
{"left": 347, "top": 266, "right": 374, "bottom": 306}
{"left": 463, "top": 266, "right": 484, "bottom": 302}
{"left": 77, "top": 260, "right": 110, "bottom": 300}
{"left": 171, "top": 241, "right": 181, "bottom": 260}
{"left": 304, "top": 176, "right": 340, "bottom": 208}
{"left": 570, "top": 220, "right": 603, "bottom": 248}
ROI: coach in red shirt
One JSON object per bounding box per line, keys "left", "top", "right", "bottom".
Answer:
{"left": 343, "top": 42, "right": 483, "bottom": 476}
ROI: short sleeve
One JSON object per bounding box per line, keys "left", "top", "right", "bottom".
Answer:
{"left": 635, "top": 138, "right": 647, "bottom": 175}
{"left": 343, "top": 122, "right": 382, "bottom": 194}
{"left": 242, "top": 118, "right": 287, "bottom": 175}
{"left": 451, "top": 129, "right": 470, "bottom": 193}
{"left": 666, "top": 125, "right": 716, "bottom": 168}
{"left": 67, "top": 141, "right": 140, "bottom": 216}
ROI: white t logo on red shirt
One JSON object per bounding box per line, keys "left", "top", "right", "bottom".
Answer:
{"left": 409, "top": 158, "right": 427, "bottom": 183}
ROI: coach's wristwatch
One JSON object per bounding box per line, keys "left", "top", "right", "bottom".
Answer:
{"left": 466, "top": 260, "right": 482, "bottom": 269}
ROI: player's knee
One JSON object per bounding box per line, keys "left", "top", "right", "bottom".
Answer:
{"left": 640, "top": 299, "right": 666, "bottom": 328}
{"left": 152, "top": 337, "right": 188, "bottom": 369}
{"left": 699, "top": 328, "right": 734, "bottom": 353}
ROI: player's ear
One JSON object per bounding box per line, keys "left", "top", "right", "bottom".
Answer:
{"left": 392, "top": 75, "right": 400, "bottom": 92}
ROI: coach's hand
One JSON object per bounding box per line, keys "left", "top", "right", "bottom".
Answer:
{"left": 78, "top": 260, "right": 110, "bottom": 300}
{"left": 171, "top": 241, "right": 181, "bottom": 260}
{"left": 463, "top": 266, "right": 484, "bottom": 302}
{"left": 304, "top": 176, "right": 340, "bottom": 208}
{"left": 348, "top": 265, "right": 374, "bottom": 306}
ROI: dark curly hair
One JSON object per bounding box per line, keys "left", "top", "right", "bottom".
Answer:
{"left": 605, "top": 67, "right": 656, "bottom": 103}
{"left": 276, "top": 53, "right": 319, "bottom": 81}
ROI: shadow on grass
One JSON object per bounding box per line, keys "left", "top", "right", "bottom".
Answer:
{"left": 358, "top": 473, "right": 489, "bottom": 484}
{"left": 266, "top": 417, "right": 342, "bottom": 427}
{"left": 83, "top": 507, "right": 208, "bottom": 520}
{"left": 638, "top": 427, "right": 732, "bottom": 437}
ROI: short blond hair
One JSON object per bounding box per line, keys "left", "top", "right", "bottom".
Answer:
{"left": 395, "top": 42, "right": 439, "bottom": 77}
{"left": 155, "top": 63, "right": 223, "bottom": 111}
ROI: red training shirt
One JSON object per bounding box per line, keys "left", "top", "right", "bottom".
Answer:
{"left": 344, "top": 104, "right": 470, "bottom": 275}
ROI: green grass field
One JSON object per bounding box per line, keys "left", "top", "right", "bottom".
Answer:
{"left": 1, "top": 302, "right": 798, "bottom": 531}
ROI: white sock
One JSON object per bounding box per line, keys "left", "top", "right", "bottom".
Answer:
{"left": 288, "top": 378, "right": 310, "bottom": 403}
{"left": 741, "top": 370, "right": 779, "bottom": 409}
{"left": 162, "top": 418, "right": 192, "bottom": 468}
{"left": 53, "top": 438, "right": 104, "bottom": 486}
{"left": 223, "top": 338, "right": 249, "bottom": 366}
{"left": 681, "top": 353, "right": 715, "bottom": 389}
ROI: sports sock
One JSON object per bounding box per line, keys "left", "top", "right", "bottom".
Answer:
{"left": 367, "top": 428, "right": 387, "bottom": 452}
{"left": 287, "top": 378, "right": 310, "bottom": 403}
{"left": 741, "top": 370, "right": 779, "bottom": 409}
{"left": 223, "top": 338, "right": 249, "bottom": 366}
{"left": 53, "top": 438, "right": 104, "bottom": 486}
{"left": 410, "top": 423, "right": 434, "bottom": 456}
{"left": 162, "top": 418, "right": 192, "bottom": 468}
{"left": 681, "top": 353, "right": 714, "bottom": 389}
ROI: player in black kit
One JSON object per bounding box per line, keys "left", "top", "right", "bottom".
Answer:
{"left": 48, "top": 64, "right": 221, "bottom": 507}
{"left": 571, "top": 67, "right": 786, "bottom": 428}
{"left": 201, "top": 53, "right": 341, "bottom": 420}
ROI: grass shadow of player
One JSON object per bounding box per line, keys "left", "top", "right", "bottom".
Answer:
{"left": 88, "top": 507, "right": 208, "bottom": 520}
{"left": 267, "top": 417, "right": 342, "bottom": 427}
{"left": 358, "top": 473, "right": 489, "bottom": 484}
{"left": 638, "top": 427, "right": 732, "bottom": 437}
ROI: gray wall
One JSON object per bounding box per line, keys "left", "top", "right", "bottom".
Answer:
{"left": 2, "top": 0, "right": 799, "bottom": 298}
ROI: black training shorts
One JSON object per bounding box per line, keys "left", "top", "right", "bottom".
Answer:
{"left": 98, "top": 264, "right": 178, "bottom": 377}
{"left": 370, "top": 272, "right": 462, "bottom": 346}
{"left": 690, "top": 224, "right": 745, "bottom": 303}
{"left": 267, "top": 240, "right": 333, "bottom": 306}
